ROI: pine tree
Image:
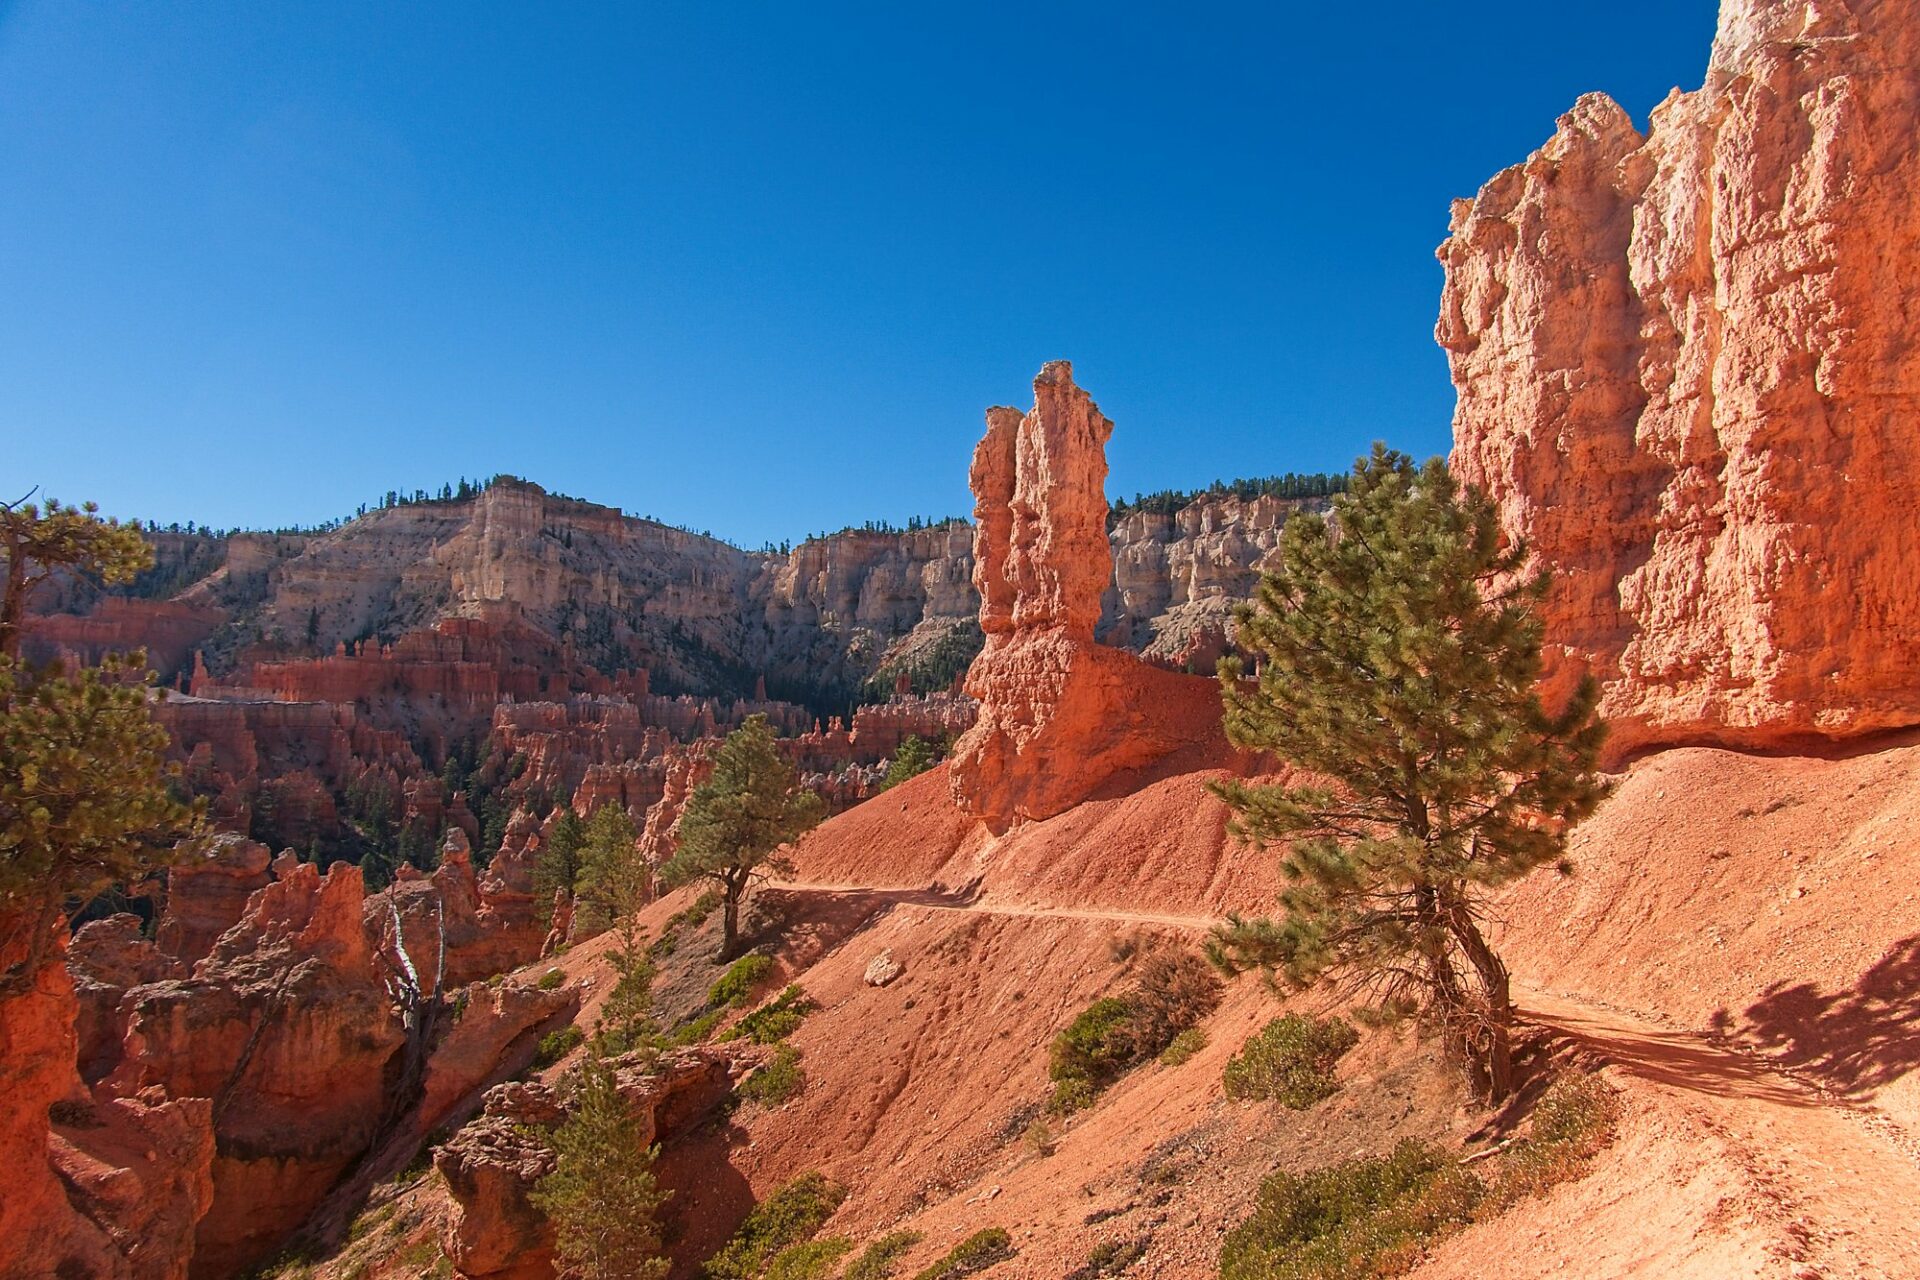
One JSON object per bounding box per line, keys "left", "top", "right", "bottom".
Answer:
{"left": 572, "top": 803, "right": 644, "bottom": 939}
{"left": 1, "top": 651, "right": 202, "bottom": 992}
{"left": 530, "top": 1052, "right": 672, "bottom": 1280}
{"left": 535, "top": 807, "right": 588, "bottom": 924}
{"left": 1208, "top": 445, "right": 1609, "bottom": 1102}
{"left": 659, "top": 715, "right": 824, "bottom": 960}
{"left": 1, "top": 493, "right": 152, "bottom": 660}
{"left": 879, "top": 735, "right": 939, "bottom": 791}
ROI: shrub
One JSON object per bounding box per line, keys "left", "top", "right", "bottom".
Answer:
{"left": 1064, "top": 1237, "right": 1149, "bottom": 1279}
{"left": 704, "top": 1172, "right": 847, "bottom": 1279}
{"left": 1049, "top": 997, "right": 1139, "bottom": 1113}
{"left": 1048, "top": 952, "right": 1221, "bottom": 1113}
{"left": 1222, "top": 1015, "right": 1359, "bottom": 1109}
{"left": 740, "top": 1044, "right": 806, "bottom": 1106}
{"left": 709, "top": 954, "right": 776, "bottom": 1009}
{"left": 722, "top": 984, "right": 816, "bottom": 1045}
{"left": 1159, "top": 1028, "right": 1207, "bottom": 1068}
{"left": 1127, "top": 952, "right": 1222, "bottom": 1050}
{"left": 1485, "top": 1075, "right": 1620, "bottom": 1209}
{"left": 910, "top": 1228, "right": 1015, "bottom": 1279}
{"left": 673, "top": 1008, "right": 728, "bottom": 1045}
{"left": 1023, "top": 1117, "right": 1056, "bottom": 1157}
{"left": 1218, "top": 1140, "right": 1483, "bottom": 1280}
{"left": 536, "top": 968, "right": 566, "bottom": 991}
{"left": 844, "top": 1231, "right": 924, "bottom": 1280}
{"left": 533, "top": 1025, "right": 584, "bottom": 1069}
{"left": 764, "top": 1237, "right": 854, "bottom": 1280}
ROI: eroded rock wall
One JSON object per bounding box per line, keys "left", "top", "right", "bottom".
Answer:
{"left": 1440, "top": 0, "right": 1920, "bottom": 757}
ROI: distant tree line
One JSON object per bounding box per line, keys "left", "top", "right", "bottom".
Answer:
{"left": 1110, "top": 472, "right": 1351, "bottom": 521}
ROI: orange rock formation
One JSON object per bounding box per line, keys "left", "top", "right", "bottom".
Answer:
{"left": 1440, "top": 0, "right": 1920, "bottom": 759}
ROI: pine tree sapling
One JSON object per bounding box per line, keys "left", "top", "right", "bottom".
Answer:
{"left": 531, "top": 1053, "right": 671, "bottom": 1280}
{"left": 1209, "top": 447, "right": 1609, "bottom": 1101}
{"left": 658, "top": 715, "right": 825, "bottom": 960}
{"left": 572, "top": 803, "right": 644, "bottom": 939}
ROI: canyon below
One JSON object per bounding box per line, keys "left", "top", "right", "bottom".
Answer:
{"left": 7, "top": 1, "right": 1920, "bottom": 1278}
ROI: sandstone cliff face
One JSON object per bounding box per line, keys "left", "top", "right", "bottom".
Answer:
{"left": 1440, "top": 0, "right": 1920, "bottom": 757}
{"left": 950, "top": 364, "right": 1225, "bottom": 827}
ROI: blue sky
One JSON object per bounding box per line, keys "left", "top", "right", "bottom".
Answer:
{"left": 0, "top": 2, "right": 1718, "bottom": 547}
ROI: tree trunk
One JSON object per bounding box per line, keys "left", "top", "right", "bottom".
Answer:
{"left": 1447, "top": 897, "right": 1514, "bottom": 1103}
{"left": 718, "top": 884, "right": 741, "bottom": 962}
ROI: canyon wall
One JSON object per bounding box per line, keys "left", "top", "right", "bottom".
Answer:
{"left": 1440, "top": 0, "right": 1920, "bottom": 757}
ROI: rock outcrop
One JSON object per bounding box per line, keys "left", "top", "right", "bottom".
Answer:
{"left": 154, "top": 832, "right": 275, "bottom": 966}
{"left": 436, "top": 1050, "right": 734, "bottom": 1280}
{"left": 1440, "top": 0, "right": 1920, "bottom": 758}
{"left": 950, "top": 363, "right": 1225, "bottom": 827}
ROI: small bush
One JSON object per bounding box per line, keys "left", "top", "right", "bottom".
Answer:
{"left": 709, "top": 954, "right": 775, "bottom": 1008}
{"left": 1222, "top": 1015, "right": 1358, "bottom": 1109}
{"left": 536, "top": 968, "right": 567, "bottom": 991}
{"left": 1218, "top": 1140, "right": 1483, "bottom": 1280}
{"left": 910, "top": 1228, "right": 1014, "bottom": 1280}
{"left": 1159, "top": 1027, "right": 1207, "bottom": 1067}
{"left": 1127, "top": 952, "right": 1222, "bottom": 1051}
{"left": 1048, "top": 952, "right": 1221, "bottom": 1113}
{"left": 764, "top": 1236, "right": 854, "bottom": 1280}
{"left": 684, "top": 888, "right": 722, "bottom": 926}
{"left": 533, "top": 1025, "right": 584, "bottom": 1069}
{"left": 1485, "top": 1075, "right": 1620, "bottom": 1209}
{"left": 844, "top": 1230, "right": 924, "bottom": 1280}
{"left": 704, "top": 1172, "right": 847, "bottom": 1279}
{"left": 740, "top": 1043, "right": 806, "bottom": 1106}
{"left": 1023, "top": 1117, "right": 1056, "bottom": 1157}
{"left": 1064, "top": 1237, "right": 1149, "bottom": 1279}
{"left": 673, "top": 1008, "right": 728, "bottom": 1045}
{"left": 1049, "top": 997, "right": 1139, "bottom": 1113}
{"left": 722, "top": 984, "right": 816, "bottom": 1044}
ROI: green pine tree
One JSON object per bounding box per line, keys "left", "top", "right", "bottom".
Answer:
{"left": 659, "top": 715, "right": 824, "bottom": 961}
{"left": 1209, "top": 445, "right": 1609, "bottom": 1102}
{"left": 878, "top": 735, "right": 939, "bottom": 791}
{"left": 572, "top": 804, "right": 643, "bottom": 939}
{"left": 534, "top": 807, "right": 588, "bottom": 924}
{"left": 530, "top": 1051, "right": 672, "bottom": 1280}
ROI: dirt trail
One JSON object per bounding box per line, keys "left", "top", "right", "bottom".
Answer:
{"left": 769, "top": 877, "right": 1920, "bottom": 1279}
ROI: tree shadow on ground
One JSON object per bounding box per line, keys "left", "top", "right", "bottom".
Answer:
{"left": 1710, "top": 933, "right": 1920, "bottom": 1100}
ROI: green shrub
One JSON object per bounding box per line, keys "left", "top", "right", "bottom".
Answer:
{"left": 739, "top": 1044, "right": 806, "bottom": 1106}
{"left": 1222, "top": 1015, "right": 1358, "bottom": 1109}
{"left": 1218, "top": 1140, "right": 1483, "bottom": 1280}
{"left": 1159, "top": 1028, "right": 1207, "bottom": 1067}
{"left": 1065, "top": 1237, "right": 1149, "bottom": 1279}
{"left": 1485, "top": 1075, "right": 1619, "bottom": 1209}
{"left": 843, "top": 1231, "right": 923, "bottom": 1280}
{"left": 1047, "top": 953, "right": 1221, "bottom": 1113}
{"left": 673, "top": 1008, "right": 728, "bottom": 1046}
{"left": 1048, "top": 997, "right": 1138, "bottom": 1113}
{"left": 709, "top": 954, "right": 775, "bottom": 1008}
{"left": 764, "top": 1236, "right": 854, "bottom": 1280}
{"left": 536, "top": 967, "right": 566, "bottom": 991}
{"left": 703, "top": 1172, "right": 847, "bottom": 1279}
{"left": 533, "top": 1025, "right": 584, "bottom": 1069}
{"left": 910, "top": 1228, "right": 1014, "bottom": 1279}
{"left": 721, "top": 984, "right": 815, "bottom": 1044}
{"left": 1023, "top": 1117, "right": 1056, "bottom": 1157}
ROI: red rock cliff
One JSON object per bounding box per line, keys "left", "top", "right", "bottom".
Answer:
{"left": 1440, "top": 0, "right": 1920, "bottom": 759}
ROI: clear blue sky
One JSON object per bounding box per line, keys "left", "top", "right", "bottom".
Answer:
{"left": 1, "top": 2, "right": 1718, "bottom": 548}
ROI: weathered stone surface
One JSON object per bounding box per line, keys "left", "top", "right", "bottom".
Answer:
{"left": 950, "top": 363, "right": 1226, "bottom": 827}
{"left": 436, "top": 1049, "right": 733, "bottom": 1280}
{"left": 68, "top": 914, "right": 184, "bottom": 1084}
{"left": 1440, "top": 0, "right": 1920, "bottom": 759}
{"left": 863, "top": 949, "right": 904, "bottom": 987}
{"left": 155, "top": 832, "right": 274, "bottom": 966}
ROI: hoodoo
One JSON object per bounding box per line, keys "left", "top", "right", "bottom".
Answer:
{"left": 1440, "top": 0, "right": 1920, "bottom": 759}
{"left": 948, "top": 362, "right": 1224, "bottom": 828}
